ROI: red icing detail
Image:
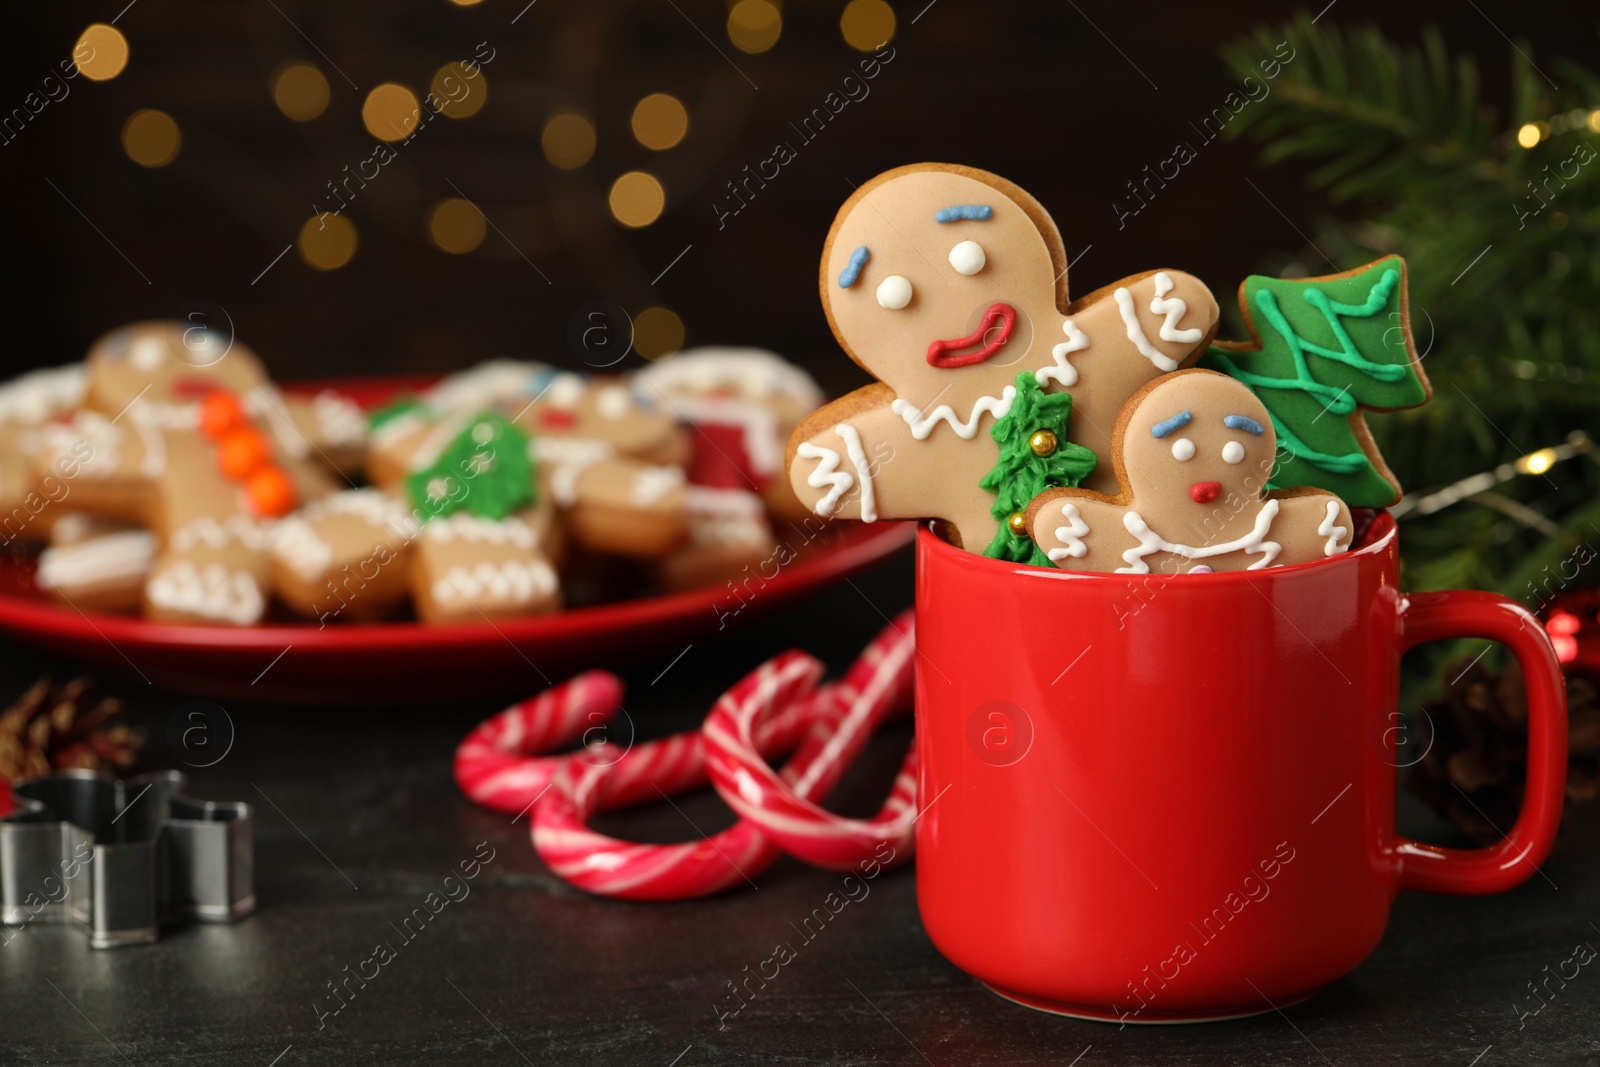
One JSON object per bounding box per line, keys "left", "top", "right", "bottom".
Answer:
{"left": 1190, "top": 481, "right": 1221, "bottom": 504}
{"left": 538, "top": 409, "right": 579, "bottom": 430}
{"left": 171, "top": 377, "right": 222, "bottom": 399}
{"left": 926, "top": 303, "right": 1017, "bottom": 368}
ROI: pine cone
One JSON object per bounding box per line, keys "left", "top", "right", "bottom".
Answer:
{"left": 1408, "top": 657, "right": 1599, "bottom": 847}
{"left": 0, "top": 676, "right": 143, "bottom": 785}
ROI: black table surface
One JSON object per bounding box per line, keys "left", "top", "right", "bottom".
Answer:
{"left": 1, "top": 544, "right": 1595, "bottom": 1066}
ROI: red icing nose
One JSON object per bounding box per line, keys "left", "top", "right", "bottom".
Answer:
{"left": 1190, "top": 482, "right": 1222, "bottom": 504}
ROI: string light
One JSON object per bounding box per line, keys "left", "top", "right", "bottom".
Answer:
{"left": 727, "top": 0, "right": 781, "bottom": 54}
{"left": 74, "top": 24, "right": 129, "bottom": 81}
{"left": 633, "top": 308, "right": 685, "bottom": 360}
{"left": 431, "top": 62, "right": 487, "bottom": 119}
{"left": 122, "top": 109, "right": 181, "bottom": 167}
{"left": 840, "top": 0, "right": 896, "bottom": 52}
{"left": 1391, "top": 432, "right": 1591, "bottom": 519}
{"left": 608, "top": 171, "right": 665, "bottom": 228}
{"left": 273, "top": 63, "right": 330, "bottom": 122}
{"left": 298, "top": 214, "right": 358, "bottom": 270}
{"left": 363, "top": 83, "right": 421, "bottom": 142}
{"left": 1516, "top": 123, "right": 1543, "bottom": 149}
{"left": 631, "top": 94, "right": 689, "bottom": 151}
{"left": 428, "top": 198, "right": 486, "bottom": 254}
{"left": 542, "top": 112, "right": 596, "bottom": 169}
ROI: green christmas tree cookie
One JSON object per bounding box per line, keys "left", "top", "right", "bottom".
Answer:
{"left": 407, "top": 412, "right": 536, "bottom": 521}
{"left": 1203, "top": 256, "right": 1431, "bottom": 507}
{"left": 980, "top": 371, "right": 1098, "bottom": 566}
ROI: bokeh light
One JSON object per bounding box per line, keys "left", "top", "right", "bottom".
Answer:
{"left": 448, "top": 0, "right": 484, "bottom": 5}
{"left": 122, "top": 109, "right": 181, "bottom": 167}
{"left": 428, "top": 198, "right": 487, "bottom": 254}
{"left": 634, "top": 307, "right": 685, "bottom": 361}
{"left": 74, "top": 24, "right": 129, "bottom": 82}
{"left": 840, "top": 0, "right": 896, "bottom": 51}
{"left": 727, "top": 0, "right": 782, "bottom": 54}
{"left": 1588, "top": 109, "right": 1600, "bottom": 134}
{"left": 1515, "top": 123, "right": 1542, "bottom": 149}
{"left": 431, "top": 62, "right": 488, "bottom": 119}
{"left": 608, "top": 171, "right": 666, "bottom": 228}
{"left": 272, "top": 63, "right": 330, "bottom": 122}
{"left": 363, "top": 83, "right": 422, "bottom": 142}
{"left": 298, "top": 214, "right": 358, "bottom": 271}
{"left": 631, "top": 93, "right": 689, "bottom": 151}
{"left": 542, "top": 112, "right": 596, "bottom": 169}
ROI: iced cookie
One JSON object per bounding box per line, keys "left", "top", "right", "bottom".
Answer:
{"left": 277, "top": 389, "right": 369, "bottom": 481}
{"left": 508, "top": 371, "right": 686, "bottom": 467}
{"left": 32, "top": 411, "right": 160, "bottom": 523}
{"left": 409, "top": 512, "right": 561, "bottom": 624}
{"left": 36, "top": 529, "right": 157, "bottom": 613}
{"left": 269, "top": 489, "right": 415, "bottom": 622}
{"left": 656, "top": 486, "right": 776, "bottom": 592}
{"left": 564, "top": 460, "right": 688, "bottom": 560}
{"left": 634, "top": 347, "right": 823, "bottom": 520}
{"left": 1026, "top": 369, "right": 1353, "bottom": 574}
{"left": 787, "top": 163, "right": 1220, "bottom": 559}
{"left": 83, "top": 321, "right": 268, "bottom": 415}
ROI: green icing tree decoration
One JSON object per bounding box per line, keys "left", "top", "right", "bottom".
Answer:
{"left": 406, "top": 412, "right": 536, "bottom": 521}
{"left": 1203, "top": 256, "right": 1431, "bottom": 506}
{"left": 980, "top": 371, "right": 1098, "bottom": 566}
{"left": 369, "top": 395, "right": 427, "bottom": 432}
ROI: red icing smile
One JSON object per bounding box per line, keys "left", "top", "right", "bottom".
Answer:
{"left": 1190, "top": 481, "right": 1222, "bottom": 504}
{"left": 926, "top": 303, "right": 1017, "bottom": 368}
{"left": 539, "top": 409, "right": 579, "bottom": 430}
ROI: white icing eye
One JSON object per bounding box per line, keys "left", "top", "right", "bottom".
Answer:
{"left": 1222, "top": 440, "right": 1246, "bottom": 464}
{"left": 948, "top": 240, "right": 986, "bottom": 276}
{"left": 130, "top": 337, "right": 166, "bottom": 371}
{"left": 1170, "top": 437, "right": 1195, "bottom": 461}
{"left": 876, "top": 275, "right": 913, "bottom": 310}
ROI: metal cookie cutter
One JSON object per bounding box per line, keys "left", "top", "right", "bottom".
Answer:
{"left": 0, "top": 770, "right": 254, "bottom": 948}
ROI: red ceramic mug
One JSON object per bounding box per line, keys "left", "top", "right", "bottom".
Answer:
{"left": 913, "top": 513, "right": 1568, "bottom": 1022}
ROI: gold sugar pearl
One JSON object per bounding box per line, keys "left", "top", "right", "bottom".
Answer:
{"left": 1029, "top": 430, "right": 1057, "bottom": 456}
{"left": 1007, "top": 510, "right": 1029, "bottom": 536}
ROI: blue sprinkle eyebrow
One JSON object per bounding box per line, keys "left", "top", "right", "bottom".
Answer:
{"left": 934, "top": 204, "right": 993, "bottom": 223}
{"left": 837, "top": 245, "right": 869, "bottom": 288}
{"left": 1223, "top": 415, "right": 1265, "bottom": 435}
{"left": 1150, "top": 411, "right": 1192, "bottom": 438}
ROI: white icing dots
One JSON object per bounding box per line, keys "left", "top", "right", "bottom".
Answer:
{"left": 147, "top": 561, "right": 265, "bottom": 625}
{"left": 595, "top": 385, "right": 632, "bottom": 420}
{"left": 434, "top": 559, "right": 557, "bottom": 605}
{"left": 130, "top": 336, "right": 167, "bottom": 371}
{"left": 948, "top": 240, "right": 986, "bottom": 276}
{"left": 876, "top": 275, "right": 912, "bottom": 310}
{"left": 1221, "top": 441, "right": 1246, "bottom": 464}
{"left": 1171, "top": 437, "right": 1195, "bottom": 462}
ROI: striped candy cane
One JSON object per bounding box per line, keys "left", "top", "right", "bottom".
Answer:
{"left": 704, "top": 610, "right": 919, "bottom": 869}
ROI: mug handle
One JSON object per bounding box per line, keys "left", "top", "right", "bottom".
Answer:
{"left": 1394, "top": 590, "right": 1569, "bottom": 895}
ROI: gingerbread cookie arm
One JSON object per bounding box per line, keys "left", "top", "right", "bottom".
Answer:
{"left": 1269, "top": 486, "right": 1354, "bottom": 560}
{"left": 1024, "top": 489, "right": 1129, "bottom": 568}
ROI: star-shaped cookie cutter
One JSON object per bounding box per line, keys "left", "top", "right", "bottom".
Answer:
{"left": 0, "top": 769, "right": 254, "bottom": 948}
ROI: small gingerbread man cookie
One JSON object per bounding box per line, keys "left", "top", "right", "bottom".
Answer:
{"left": 787, "top": 164, "right": 1220, "bottom": 554}
{"left": 1026, "top": 369, "right": 1353, "bottom": 574}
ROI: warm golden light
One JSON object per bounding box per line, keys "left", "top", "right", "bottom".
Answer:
{"left": 428, "top": 198, "right": 487, "bottom": 254}
{"left": 449, "top": 0, "right": 485, "bottom": 5}
{"left": 1516, "top": 123, "right": 1541, "bottom": 148}
{"left": 631, "top": 93, "right": 689, "bottom": 151}
{"left": 431, "top": 62, "right": 488, "bottom": 119}
{"left": 122, "top": 109, "right": 181, "bottom": 167}
{"left": 840, "top": 0, "right": 896, "bottom": 51}
{"left": 542, "top": 111, "right": 596, "bottom": 169}
{"left": 298, "top": 214, "right": 358, "bottom": 270}
{"left": 273, "top": 63, "right": 330, "bottom": 122}
{"left": 363, "top": 83, "right": 422, "bottom": 142}
{"left": 1589, "top": 109, "right": 1600, "bottom": 134}
{"left": 634, "top": 307, "right": 685, "bottom": 361}
{"left": 608, "top": 171, "right": 666, "bottom": 228}
{"left": 74, "top": 24, "right": 129, "bottom": 82}
{"left": 727, "top": 0, "right": 782, "bottom": 54}
{"left": 1518, "top": 448, "right": 1557, "bottom": 475}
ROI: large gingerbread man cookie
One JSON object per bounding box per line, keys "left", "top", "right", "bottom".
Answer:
{"left": 785, "top": 164, "right": 1220, "bottom": 557}
{"left": 1026, "top": 369, "right": 1353, "bottom": 574}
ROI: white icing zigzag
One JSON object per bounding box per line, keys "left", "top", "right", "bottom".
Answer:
{"left": 1113, "top": 287, "right": 1180, "bottom": 373}
{"left": 1318, "top": 500, "right": 1350, "bottom": 557}
{"left": 270, "top": 516, "right": 332, "bottom": 580}
{"left": 423, "top": 513, "right": 537, "bottom": 549}
{"left": 795, "top": 442, "right": 853, "bottom": 517}
{"left": 631, "top": 465, "right": 686, "bottom": 507}
{"left": 147, "top": 561, "right": 265, "bottom": 625}
{"left": 38, "top": 531, "right": 156, "bottom": 589}
{"left": 434, "top": 559, "right": 557, "bottom": 604}
{"left": 835, "top": 424, "right": 877, "bottom": 523}
{"left": 1118, "top": 498, "right": 1282, "bottom": 574}
{"left": 1047, "top": 501, "right": 1090, "bottom": 562}
{"left": 1036, "top": 320, "right": 1089, "bottom": 389}
{"left": 1149, "top": 272, "right": 1204, "bottom": 344}
{"left": 171, "top": 514, "right": 272, "bottom": 553}
{"left": 891, "top": 386, "right": 1016, "bottom": 441}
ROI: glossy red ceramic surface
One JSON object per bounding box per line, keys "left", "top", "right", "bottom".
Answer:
{"left": 913, "top": 514, "right": 1568, "bottom": 1022}
{"left": 0, "top": 377, "right": 912, "bottom": 704}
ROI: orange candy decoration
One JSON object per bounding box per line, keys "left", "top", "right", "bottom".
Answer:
{"left": 244, "top": 466, "right": 297, "bottom": 518}
{"left": 217, "top": 427, "right": 271, "bottom": 479}
{"left": 199, "top": 391, "right": 246, "bottom": 439}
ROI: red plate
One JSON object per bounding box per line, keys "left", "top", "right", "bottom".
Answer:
{"left": 0, "top": 376, "right": 912, "bottom": 704}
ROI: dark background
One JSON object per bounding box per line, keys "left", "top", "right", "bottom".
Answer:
{"left": 0, "top": 0, "right": 1588, "bottom": 395}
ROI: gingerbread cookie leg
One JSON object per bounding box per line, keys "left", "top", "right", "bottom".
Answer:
{"left": 409, "top": 512, "right": 561, "bottom": 624}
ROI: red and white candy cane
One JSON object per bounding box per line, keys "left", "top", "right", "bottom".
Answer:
{"left": 453, "top": 671, "right": 625, "bottom": 815}
{"left": 704, "top": 610, "right": 918, "bottom": 869}
{"left": 533, "top": 651, "right": 828, "bottom": 900}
